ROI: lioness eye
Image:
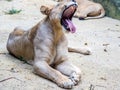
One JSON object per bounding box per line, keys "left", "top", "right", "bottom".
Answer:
{"left": 64, "top": 5, "right": 67, "bottom": 8}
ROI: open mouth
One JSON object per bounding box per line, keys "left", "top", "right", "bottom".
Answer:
{"left": 61, "top": 4, "right": 77, "bottom": 33}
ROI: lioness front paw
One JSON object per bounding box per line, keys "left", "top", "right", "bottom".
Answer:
{"left": 81, "top": 47, "right": 92, "bottom": 55}
{"left": 57, "top": 77, "right": 74, "bottom": 89}
{"left": 70, "top": 72, "right": 81, "bottom": 85}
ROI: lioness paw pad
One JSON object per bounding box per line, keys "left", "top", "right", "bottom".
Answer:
{"left": 57, "top": 78, "right": 74, "bottom": 89}
{"left": 70, "top": 72, "right": 81, "bottom": 85}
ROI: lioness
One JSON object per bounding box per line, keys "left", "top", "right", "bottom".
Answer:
{"left": 56, "top": 0, "right": 105, "bottom": 20}
{"left": 7, "top": 0, "right": 82, "bottom": 89}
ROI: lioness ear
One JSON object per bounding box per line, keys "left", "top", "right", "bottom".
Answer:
{"left": 40, "top": 5, "right": 53, "bottom": 15}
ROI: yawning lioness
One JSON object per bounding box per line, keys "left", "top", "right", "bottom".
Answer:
{"left": 7, "top": 0, "right": 82, "bottom": 89}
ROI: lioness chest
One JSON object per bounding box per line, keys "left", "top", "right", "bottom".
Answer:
{"left": 33, "top": 23, "right": 68, "bottom": 65}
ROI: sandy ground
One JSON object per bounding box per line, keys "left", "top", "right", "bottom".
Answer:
{"left": 0, "top": 0, "right": 120, "bottom": 90}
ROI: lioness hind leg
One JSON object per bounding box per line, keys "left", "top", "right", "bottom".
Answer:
{"left": 55, "top": 61, "right": 81, "bottom": 85}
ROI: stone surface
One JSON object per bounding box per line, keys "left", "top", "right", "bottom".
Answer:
{"left": 0, "top": 0, "right": 120, "bottom": 90}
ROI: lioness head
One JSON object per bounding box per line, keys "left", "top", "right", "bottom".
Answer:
{"left": 40, "top": 0, "right": 77, "bottom": 33}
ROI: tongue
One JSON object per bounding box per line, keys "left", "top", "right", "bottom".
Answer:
{"left": 66, "top": 19, "right": 76, "bottom": 33}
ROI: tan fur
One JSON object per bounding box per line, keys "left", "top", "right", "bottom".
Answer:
{"left": 7, "top": 1, "right": 83, "bottom": 89}
{"left": 57, "top": 0, "right": 105, "bottom": 19}
{"left": 68, "top": 47, "right": 91, "bottom": 55}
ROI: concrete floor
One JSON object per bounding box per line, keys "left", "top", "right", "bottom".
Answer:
{"left": 0, "top": 0, "right": 120, "bottom": 90}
